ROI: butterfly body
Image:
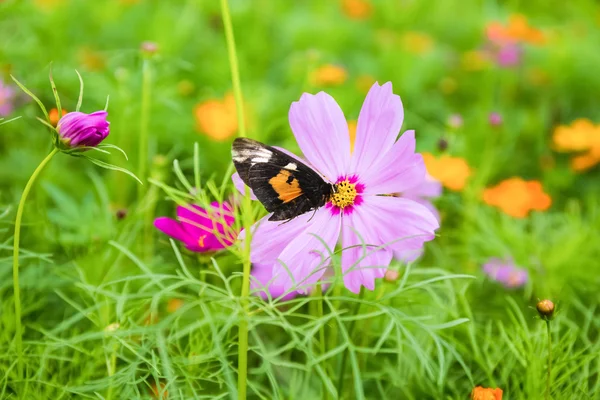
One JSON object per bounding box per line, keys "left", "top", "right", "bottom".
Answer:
{"left": 232, "top": 138, "right": 334, "bottom": 221}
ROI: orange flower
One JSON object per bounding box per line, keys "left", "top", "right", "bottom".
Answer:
{"left": 401, "top": 31, "right": 434, "bottom": 55}
{"left": 341, "top": 0, "right": 372, "bottom": 20}
{"left": 194, "top": 93, "right": 239, "bottom": 141}
{"left": 471, "top": 386, "right": 503, "bottom": 400}
{"left": 167, "top": 298, "right": 184, "bottom": 313}
{"left": 483, "top": 178, "right": 551, "bottom": 218}
{"left": 347, "top": 120, "right": 357, "bottom": 153}
{"left": 310, "top": 64, "right": 348, "bottom": 87}
{"left": 486, "top": 14, "right": 545, "bottom": 45}
{"left": 49, "top": 108, "right": 67, "bottom": 126}
{"left": 552, "top": 119, "right": 600, "bottom": 171}
{"left": 422, "top": 153, "right": 471, "bottom": 191}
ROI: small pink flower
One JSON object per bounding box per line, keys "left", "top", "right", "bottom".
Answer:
{"left": 489, "top": 112, "right": 503, "bottom": 126}
{"left": 154, "top": 202, "right": 236, "bottom": 252}
{"left": 236, "top": 82, "right": 439, "bottom": 294}
{"left": 496, "top": 43, "right": 521, "bottom": 67}
{"left": 57, "top": 111, "right": 110, "bottom": 148}
{"left": 447, "top": 114, "right": 463, "bottom": 129}
{"left": 0, "top": 79, "right": 16, "bottom": 117}
{"left": 483, "top": 257, "right": 528, "bottom": 288}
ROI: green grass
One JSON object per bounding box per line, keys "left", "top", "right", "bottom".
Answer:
{"left": 1, "top": 0, "right": 600, "bottom": 398}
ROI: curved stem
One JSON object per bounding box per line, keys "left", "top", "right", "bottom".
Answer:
{"left": 546, "top": 320, "right": 552, "bottom": 400}
{"left": 12, "top": 147, "right": 59, "bottom": 378}
{"left": 219, "top": 0, "right": 251, "bottom": 399}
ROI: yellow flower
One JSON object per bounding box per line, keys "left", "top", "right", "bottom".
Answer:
{"left": 471, "top": 386, "right": 503, "bottom": 400}
{"left": 422, "top": 153, "right": 472, "bottom": 191}
{"left": 193, "top": 93, "right": 239, "bottom": 141}
{"left": 401, "top": 31, "right": 434, "bottom": 54}
{"left": 341, "top": 0, "right": 372, "bottom": 20}
{"left": 483, "top": 178, "right": 551, "bottom": 218}
{"left": 310, "top": 64, "right": 348, "bottom": 87}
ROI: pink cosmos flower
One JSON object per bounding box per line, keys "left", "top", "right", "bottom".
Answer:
{"left": 0, "top": 79, "right": 16, "bottom": 117}
{"left": 495, "top": 43, "right": 521, "bottom": 67}
{"left": 235, "top": 82, "right": 439, "bottom": 294}
{"left": 482, "top": 257, "right": 528, "bottom": 288}
{"left": 57, "top": 111, "right": 110, "bottom": 148}
{"left": 154, "top": 202, "right": 236, "bottom": 252}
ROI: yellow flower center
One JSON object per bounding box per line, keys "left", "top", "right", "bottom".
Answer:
{"left": 198, "top": 234, "right": 207, "bottom": 248}
{"left": 331, "top": 179, "right": 357, "bottom": 208}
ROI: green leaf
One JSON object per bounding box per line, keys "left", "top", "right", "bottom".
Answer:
{"left": 10, "top": 75, "right": 50, "bottom": 122}
{"left": 81, "top": 155, "right": 142, "bottom": 184}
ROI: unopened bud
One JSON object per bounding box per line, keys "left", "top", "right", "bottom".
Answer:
{"left": 384, "top": 269, "right": 400, "bottom": 282}
{"left": 536, "top": 299, "right": 555, "bottom": 321}
{"left": 437, "top": 138, "right": 449, "bottom": 152}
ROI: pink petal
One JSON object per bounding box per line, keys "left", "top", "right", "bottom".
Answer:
{"left": 358, "top": 196, "right": 439, "bottom": 263}
{"left": 232, "top": 172, "right": 258, "bottom": 200}
{"left": 341, "top": 211, "right": 393, "bottom": 294}
{"left": 245, "top": 212, "right": 315, "bottom": 264}
{"left": 289, "top": 92, "right": 350, "bottom": 181}
{"left": 250, "top": 263, "right": 299, "bottom": 301}
{"left": 272, "top": 208, "right": 341, "bottom": 294}
{"left": 154, "top": 217, "right": 194, "bottom": 246}
{"left": 403, "top": 174, "right": 442, "bottom": 199}
{"left": 350, "top": 82, "right": 404, "bottom": 175}
{"left": 360, "top": 131, "right": 426, "bottom": 195}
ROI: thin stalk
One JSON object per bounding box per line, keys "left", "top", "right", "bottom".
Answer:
{"left": 315, "top": 284, "right": 327, "bottom": 399}
{"left": 137, "top": 57, "right": 151, "bottom": 199}
{"left": 336, "top": 289, "right": 363, "bottom": 397}
{"left": 546, "top": 320, "right": 552, "bottom": 400}
{"left": 219, "top": 0, "right": 251, "bottom": 399}
{"left": 12, "top": 147, "right": 60, "bottom": 378}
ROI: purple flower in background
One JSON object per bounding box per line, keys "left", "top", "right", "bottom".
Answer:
{"left": 236, "top": 82, "right": 439, "bottom": 294}
{"left": 496, "top": 43, "right": 522, "bottom": 67}
{"left": 57, "top": 111, "right": 110, "bottom": 148}
{"left": 483, "top": 257, "right": 528, "bottom": 288}
{"left": 0, "top": 79, "right": 16, "bottom": 117}
{"left": 489, "top": 112, "right": 503, "bottom": 126}
{"left": 154, "top": 202, "right": 236, "bottom": 252}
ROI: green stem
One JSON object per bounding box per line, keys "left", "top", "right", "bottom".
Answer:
{"left": 315, "top": 284, "right": 327, "bottom": 399}
{"left": 137, "top": 57, "right": 151, "bottom": 199}
{"left": 546, "top": 320, "right": 552, "bottom": 400}
{"left": 336, "top": 290, "right": 363, "bottom": 398}
{"left": 12, "top": 147, "right": 60, "bottom": 379}
{"left": 219, "top": 1, "right": 251, "bottom": 399}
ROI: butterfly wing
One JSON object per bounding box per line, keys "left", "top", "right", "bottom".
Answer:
{"left": 232, "top": 138, "right": 333, "bottom": 221}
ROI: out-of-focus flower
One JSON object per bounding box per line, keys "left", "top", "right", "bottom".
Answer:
{"left": 422, "top": 153, "right": 471, "bottom": 191}
{"left": 0, "top": 78, "right": 16, "bottom": 117}
{"left": 235, "top": 82, "right": 439, "bottom": 294}
{"left": 194, "top": 93, "right": 239, "bottom": 141}
{"left": 471, "top": 386, "right": 503, "bottom": 400}
{"left": 355, "top": 74, "right": 376, "bottom": 94}
{"left": 482, "top": 258, "right": 528, "bottom": 289}
{"left": 77, "top": 47, "right": 106, "bottom": 71}
{"left": 438, "top": 77, "right": 458, "bottom": 95}
{"left": 447, "top": 114, "right": 463, "bottom": 129}
{"left": 461, "top": 50, "right": 491, "bottom": 71}
{"left": 150, "top": 382, "right": 168, "bottom": 400}
{"left": 483, "top": 178, "right": 551, "bottom": 218}
{"left": 495, "top": 43, "right": 522, "bottom": 67}
{"left": 552, "top": 119, "right": 600, "bottom": 171}
{"left": 140, "top": 41, "right": 159, "bottom": 56}
{"left": 104, "top": 322, "right": 120, "bottom": 332}
{"left": 167, "top": 298, "right": 184, "bottom": 313}
{"left": 401, "top": 31, "right": 434, "bottom": 54}
{"left": 486, "top": 14, "right": 545, "bottom": 45}
{"left": 310, "top": 64, "right": 348, "bottom": 87}
{"left": 251, "top": 263, "right": 299, "bottom": 301}
{"left": 347, "top": 120, "right": 357, "bottom": 152}
{"left": 489, "top": 112, "right": 502, "bottom": 126}
{"left": 49, "top": 108, "right": 67, "bottom": 126}
{"left": 341, "top": 0, "right": 372, "bottom": 20}
{"left": 154, "top": 202, "right": 236, "bottom": 252}
{"left": 57, "top": 111, "right": 110, "bottom": 148}
{"left": 536, "top": 299, "right": 555, "bottom": 321}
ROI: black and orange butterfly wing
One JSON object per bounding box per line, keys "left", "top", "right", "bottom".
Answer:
{"left": 232, "top": 138, "right": 334, "bottom": 221}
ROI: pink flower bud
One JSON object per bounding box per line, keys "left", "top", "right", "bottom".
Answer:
{"left": 57, "top": 111, "right": 110, "bottom": 148}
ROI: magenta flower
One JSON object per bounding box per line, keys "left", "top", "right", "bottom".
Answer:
{"left": 496, "top": 43, "right": 521, "bottom": 67}
{"left": 56, "top": 111, "right": 110, "bottom": 148}
{"left": 482, "top": 257, "right": 528, "bottom": 288}
{"left": 0, "top": 79, "right": 16, "bottom": 117}
{"left": 489, "top": 112, "right": 503, "bottom": 126}
{"left": 237, "top": 82, "right": 439, "bottom": 294}
{"left": 154, "top": 202, "right": 236, "bottom": 252}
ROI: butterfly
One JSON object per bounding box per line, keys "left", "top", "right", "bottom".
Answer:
{"left": 232, "top": 138, "right": 334, "bottom": 221}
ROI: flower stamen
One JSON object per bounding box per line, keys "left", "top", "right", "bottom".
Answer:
{"left": 332, "top": 179, "right": 358, "bottom": 208}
